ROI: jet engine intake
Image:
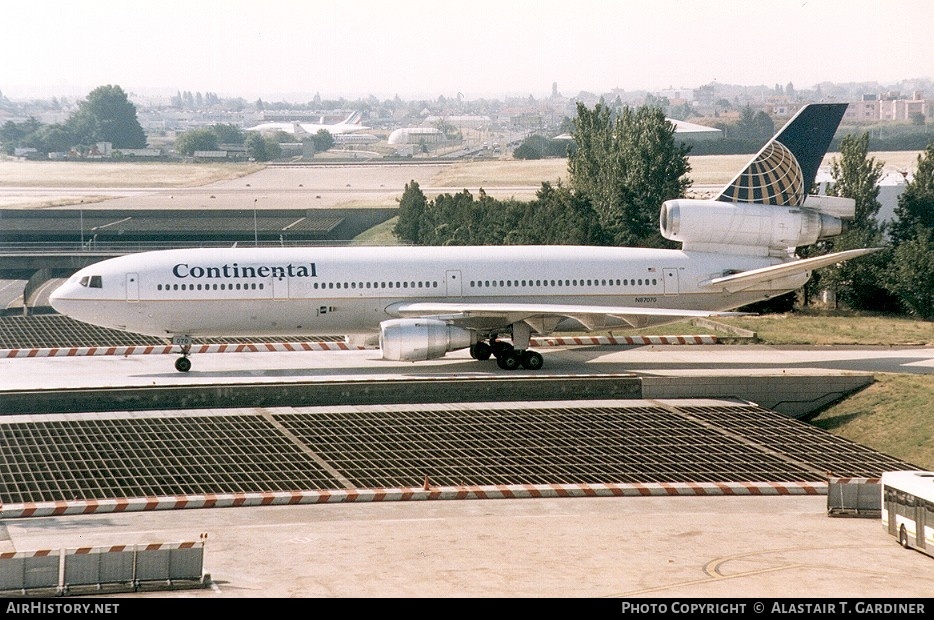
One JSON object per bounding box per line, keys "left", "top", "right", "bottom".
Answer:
{"left": 660, "top": 199, "right": 846, "bottom": 253}
{"left": 379, "top": 318, "right": 474, "bottom": 361}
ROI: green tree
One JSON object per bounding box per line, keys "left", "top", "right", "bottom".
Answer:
{"left": 568, "top": 103, "right": 690, "bottom": 247}
{"left": 244, "top": 133, "right": 280, "bottom": 161}
{"left": 888, "top": 142, "right": 934, "bottom": 245}
{"left": 813, "top": 133, "right": 897, "bottom": 311}
{"left": 522, "top": 181, "right": 601, "bottom": 245}
{"left": 263, "top": 136, "right": 281, "bottom": 160}
{"left": 724, "top": 107, "right": 775, "bottom": 143}
{"left": 513, "top": 135, "right": 574, "bottom": 160}
{"left": 1, "top": 118, "right": 40, "bottom": 153}
{"left": 31, "top": 124, "right": 74, "bottom": 153}
{"left": 175, "top": 128, "right": 219, "bottom": 156}
{"left": 826, "top": 133, "right": 883, "bottom": 230}
{"left": 887, "top": 228, "right": 934, "bottom": 319}
{"left": 245, "top": 133, "right": 267, "bottom": 161}
{"left": 212, "top": 124, "right": 245, "bottom": 145}
{"left": 886, "top": 142, "right": 934, "bottom": 318}
{"left": 393, "top": 181, "right": 427, "bottom": 243}
{"left": 66, "top": 85, "right": 146, "bottom": 148}
{"left": 311, "top": 129, "right": 335, "bottom": 152}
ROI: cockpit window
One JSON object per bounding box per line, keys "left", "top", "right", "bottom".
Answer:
{"left": 79, "top": 275, "right": 103, "bottom": 288}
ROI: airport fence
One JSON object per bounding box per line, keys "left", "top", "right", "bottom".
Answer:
{"left": 0, "top": 540, "right": 207, "bottom": 596}
{"left": 826, "top": 477, "right": 882, "bottom": 518}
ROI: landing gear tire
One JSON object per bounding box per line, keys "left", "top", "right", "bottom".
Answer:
{"left": 490, "top": 340, "right": 514, "bottom": 357}
{"left": 519, "top": 350, "right": 544, "bottom": 370}
{"left": 496, "top": 352, "right": 521, "bottom": 370}
{"left": 175, "top": 356, "right": 192, "bottom": 373}
{"left": 470, "top": 342, "right": 492, "bottom": 361}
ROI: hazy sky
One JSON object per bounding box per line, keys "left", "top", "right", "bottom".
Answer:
{"left": 5, "top": 0, "right": 933, "bottom": 102}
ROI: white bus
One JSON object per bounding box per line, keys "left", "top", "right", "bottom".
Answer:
{"left": 882, "top": 470, "right": 934, "bottom": 556}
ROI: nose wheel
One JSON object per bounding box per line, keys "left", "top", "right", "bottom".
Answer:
{"left": 173, "top": 338, "right": 193, "bottom": 372}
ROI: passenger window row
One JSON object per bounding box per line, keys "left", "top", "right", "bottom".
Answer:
{"left": 157, "top": 282, "right": 265, "bottom": 291}
{"left": 469, "top": 278, "right": 658, "bottom": 288}
{"left": 313, "top": 281, "right": 440, "bottom": 290}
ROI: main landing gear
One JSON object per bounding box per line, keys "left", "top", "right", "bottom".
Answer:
{"left": 469, "top": 339, "right": 544, "bottom": 371}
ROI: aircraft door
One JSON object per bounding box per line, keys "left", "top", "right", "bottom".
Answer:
{"left": 445, "top": 270, "right": 462, "bottom": 297}
{"left": 272, "top": 275, "right": 289, "bottom": 300}
{"left": 663, "top": 268, "right": 679, "bottom": 295}
{"left": 126, "top": 273, "right": 139, "bottom": 302}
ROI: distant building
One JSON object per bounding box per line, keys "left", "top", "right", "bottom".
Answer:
{"left": 192, "top": 150, "right": 228, "bottom": 159}
{"left": 116, "top": 148, "right": 162, "bottom": 158}
{"left": 842, "top": 91, "right": 930, "bottom": 123}
{"left": 387, "top": 127, "right": 444, "bottom": 145}
{"left": 423, "top": 115, "right": 489, "bottom": 129}
{"left": 334, "top": 133, "right": 379, "bottom": 145}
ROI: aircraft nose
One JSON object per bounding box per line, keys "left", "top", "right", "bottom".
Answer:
{"left": 48, "top": 281, "right": 72, "bottom": 315}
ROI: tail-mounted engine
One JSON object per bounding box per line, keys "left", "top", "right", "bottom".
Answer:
{"left": 660, "top": 197, "right": 852, "bottom": 255}
{"left": 379, "top": 318, "right": 474, "bottom": 361}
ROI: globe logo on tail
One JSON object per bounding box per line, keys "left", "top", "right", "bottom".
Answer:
{"left": 719, "top": 140, "right": 805, "bottom": 207}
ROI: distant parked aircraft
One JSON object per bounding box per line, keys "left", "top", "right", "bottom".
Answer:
{"left": 245, "top": 111, "right": 369, "bottom": 135}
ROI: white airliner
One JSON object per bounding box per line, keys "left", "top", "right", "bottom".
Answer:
{"left": 51, "top": 103, "right": 877, "bottom": 372}
{"left": 244, "top": 111, "right": 369, "bottom": 136}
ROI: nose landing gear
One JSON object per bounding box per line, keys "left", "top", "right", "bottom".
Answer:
{"left": 172, "top": 336, "right": 193, "bottom": 372}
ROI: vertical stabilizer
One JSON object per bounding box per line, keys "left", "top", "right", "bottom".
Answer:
{"left": 716, "top": 103, "right": 847, "bottom": 207}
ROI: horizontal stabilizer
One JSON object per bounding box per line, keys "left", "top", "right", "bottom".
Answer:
{"left": 702, "top": 248, "right": 883, "bottom": 293}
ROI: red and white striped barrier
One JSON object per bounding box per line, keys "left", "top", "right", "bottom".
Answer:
{"left": 1, "top": 480, "right": 825, "bottom": 518}
{"left": 530, "top": 335, "right": 717, "bottom": 346}
{"left": 65, "top": 541, "right": 200, "bottom": 556}
{"left": 0, "top": 548, "right": 57, "bottom": 560}
{"left": 0, "top": 341, "right": 367, "bottom": 359}
{"left": 1, "top": 335, "right": 717, "bottom": 359}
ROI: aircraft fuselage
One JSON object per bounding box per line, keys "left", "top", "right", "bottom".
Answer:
{"left": 50, "top": 245, "right": 802, "bottom": 340}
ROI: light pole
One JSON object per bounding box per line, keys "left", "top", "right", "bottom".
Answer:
{"left": 253, "top": 198, "right": 258, "bottom": 247}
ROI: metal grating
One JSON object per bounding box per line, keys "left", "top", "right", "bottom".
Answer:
{"left": 0, "top": 413, "right": 338, "bottom": 504}
{"left": 0, "top": 314, "right": 344, "bottom": 349}
{"left": 679, "top": 405, "right": 915, "bottom": 478}
{"left": 0, "top": 403, "right": 918, "bottom": 507}
{"left": 276, "top": 405, "right": 828, "bottom": 488}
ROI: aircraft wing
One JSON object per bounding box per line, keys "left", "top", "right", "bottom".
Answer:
{"left": 701, "top": 248, "right": 883, "bottom": 293}
{"left": 388, "top": 302, "right": 750, "bottom": 331}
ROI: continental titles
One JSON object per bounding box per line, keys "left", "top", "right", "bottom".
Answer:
{"left": 172, "top": 262, "right": 317, "bottom": 279}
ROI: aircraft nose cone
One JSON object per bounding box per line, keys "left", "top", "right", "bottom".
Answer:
{"left": 48, "top": 282, "right": 71, "bottom": 315}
